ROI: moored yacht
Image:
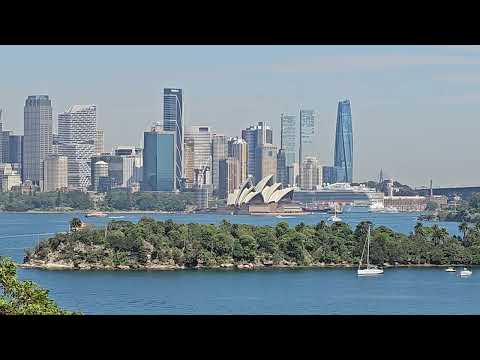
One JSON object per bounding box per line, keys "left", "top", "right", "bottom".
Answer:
{"left": 445, "top": 266, "right": 456, "bottom": 272}
{"left": 357, "top": 225, "right": 384, "bottom": 276}
{"left": 460, "top": 267, "right": 472, "bottom": 277}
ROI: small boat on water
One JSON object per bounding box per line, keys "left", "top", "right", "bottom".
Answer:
{"left": 357, "top": 225, "right": 384, "bottom": 276}
{"left": 276, "top": 215, "right": 296, "bottom": 219}
{"left": 108, "top": 215, "right": 125, "bottom": 219}
{"left": 328, "top": 205, "right": 342, "bottom": 223}
{"left": 445, "top": 267, "right": 456, "bottom": 272}
{"left": 85, "top": 211, "right": 108, "bottom": 218}
{"left": 460, "top": 267, "right": 472, "bottom": 277}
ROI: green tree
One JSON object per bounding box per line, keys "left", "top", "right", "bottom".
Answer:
{"left": 459, "top": 222, "right": 469, "bottom": 241}
{"left": 70, "top": 217, "right": 83, "bottom": 231}
{"left": 426, "top": 201, "right": 439, "bottom": 211}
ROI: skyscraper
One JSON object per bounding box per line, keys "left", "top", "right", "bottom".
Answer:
{"left": 0, "top": 109, "right": 3, "bottom": 163}
{"left": 301, "top": 156, "right": 321, "bottom": 190}
{"left": 8, "top": 135, "right": 23, "bottom": 165}
{"left": 211, "top": 134, "right": 228, "bottom": 193}
{"left": 334, "top": 99, "right": 353, "bottom": 183}
{"left": 255, "top": 143, "right": 277, "bottom": 182}
{"left": 23, "top": 95, "right": 53, "bottom": 185}
{"left": 58, "top": 105, "right": 97, "bottom": 190}
{"left": 322, "top": 166, "right": 335, "bottom": 185}
{"left": 299, "top": 109, "right": 317, "bottom": 186}
{"left": 276, "top": 149, "right": 288, "bottom": 186}
{"left": 184, "top": 137, "right": 195, "bottom": 187}
{"left": 43, "top": 155, "right": 68, "bottom": 192}
{"left": 218, "top": 157, "right": 240, "bottom": 199}
{"left": 142, "top": 124, "right": 176, "bottom": 192}
{"left": 280, "top": 113, "right": 296, "bottom": 167}
{"left": 1, "top": 130, "right": 10, "bottom": 163}
{"left": 163, "top": 88, "right": 183, "bottom": 189}
{"left": 185, "top": 126, "right": 213, "bottom": 186}
{"left": 228, "top": 137, "right": 248, "bottom": 185}
{"left": 95, "top": 129, "right": 104, "bottom": 155}
{"left": 242, "top": 122, "right": 272, "bottom": 181}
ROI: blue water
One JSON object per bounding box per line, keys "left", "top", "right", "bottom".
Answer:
{"left": 1, "top": 211, "right": 476, "bottom": 314}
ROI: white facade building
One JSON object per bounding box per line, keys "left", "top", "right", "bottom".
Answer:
{"left": 95, "top": 129, "right": 104, "bottom": 155}
{"left": 0, "top": 163, "right": 21, "bottom": 192}
{"left": 43, "top": 155, "right": 68, "bottom": 192}
{"left": 58, "top": 105, "right": 97, "bottom": 191}
{"left": 185, "top": 126, "right": 213, "bottom": 185}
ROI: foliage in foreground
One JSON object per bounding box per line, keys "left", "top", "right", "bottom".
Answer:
{"left": 24, "top": 218, "right": 480, "bottom": 269}
{"left": 0, "top": 257, "right": 77, "bottom": 315}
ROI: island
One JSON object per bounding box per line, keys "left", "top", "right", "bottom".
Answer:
{"left": 21, "top": 217, "right": 480, "bottom": 270}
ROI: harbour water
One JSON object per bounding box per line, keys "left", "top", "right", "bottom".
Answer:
{"left": 1, "top": 211, "right": 478, "bottom": 315}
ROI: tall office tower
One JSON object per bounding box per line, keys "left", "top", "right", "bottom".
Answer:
{"left": 280, "top": 113, "right": 297, "bottom": 167}
{"left": 334, "top": 99, "right": 353, "bottom": 183}
{"left": 95, "top": 129, "right": 104, "bottom": 155}
{"left": 322, "top": 166, "right": 335, "bottom": 185}
{"left": 1, "top": 130, "right": 10, "bottom": 163}
{"left": 142, "top": 123, "right": 176, "bottom": 191}
{"left": 0, "top": 109, "right": 3, "bottom": 163}
{"left": 276, "top": 149, "right": 288, "bottom": 186}
{"left": 184, "top": 126, "right": 213, "bottom": 186}
{"left": 287, "top": 162, "right": 299, "bottom": 187}
{"left": 218, "top": 157, "right": 240, "bottom": 199}
{"left": 23, "top": 95, "right": 53, "bottom": 185}
{"left": 114, "top": 146, "right": 143, "bottom": 185}
{"left": 163, "top": 88, "right": 183, "bottom": 189}
{"left": 211, "top": 134, "right": 228, "bottom": 193}
{"left": 8, "top": 135, "right": 23, "bottom": 165}
{"left": 184, "top": 137, "right": 195, "bottom": 187}
{"left": 93, "top": 160, "right": 109, "bottom": 191}
{"left": 255, "top": 143, "right": 277, "bottom": 182}
{"left": 301, "top": 156, "right": 321, "bottom": 190}
{"left": 299, "top": 109, "right": 317, "bottom": 181}
{"left": 52, "top": 134, "right": 59, "bottom": 155}
{"left": 58, "top": 105, "right": 97, "bottom": 190}
{"left": 242, "top": 122, "right": 272, "bottom": 180}
{"left": 228, "top": 137, "right": 248, "bottom": 185}
{"left": 42, "top": 155, "right": 68, "bottom": 192}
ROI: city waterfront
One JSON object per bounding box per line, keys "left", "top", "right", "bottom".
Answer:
{"left": 3, "top": 211, "right": 479, "bottom": 314}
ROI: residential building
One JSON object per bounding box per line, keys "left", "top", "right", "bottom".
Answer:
{"left": 334, "top": 99, "right": 353, "bottom": 183}
{"left": 280, "top": 113, "right": 296, "bottom": 167}
{"left": 23, "top": 95, "right": 53, "bottom": 185}
{"left": 42, "top": 155, "right": 68, "bottom": 192}
{"left": 58, "top": 105, "right": 97, "bottom": 190}
{"left": 163, "top": 88, "right": 183, "bottom": 189}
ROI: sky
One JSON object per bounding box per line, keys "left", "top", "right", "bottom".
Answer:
{"left": 0, "top": 45, "right": 479, "bottom": 188}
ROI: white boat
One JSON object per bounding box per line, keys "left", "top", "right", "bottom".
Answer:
{"left": 445, "top": 267, "right": 456, "bottom": 272}
{"left": 108, "top": 215, "right": 125, "bottom": 219}
{"left": 460, "top": 267, "right": 472, "bottom": 277}
{"left": 357, "top": 225, "right": 384, "bottom": 276}
{"left": 85, "top": 211, "right": 108, "bottom": 218}
{"left": 328, "top": 205, "right": 342, "bottom": 223}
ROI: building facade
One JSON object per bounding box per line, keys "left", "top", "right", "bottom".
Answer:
{"left": 211, "top": 133, "right": 228, "bottom": 193}
{"left": 242, "top": 122, "right": 272, "bottom": 181}
{"left": 163, "top": 88, "right": 183, "bottom": 190}
{"left": 334, "top": 99, "right": 353, "bottom": 183}
{"left": 93, "top": 160, "right": 109, "bottom": 191}
{"left": 322, "top": 166, "right": 335, "bottom": 185}
{"left": 0, "top": 163, "right": 21, "bottom": 192}
{"left": 185, "top": 126, "right": 213, "bottom": 186}
{"left": 301, "top": 156, "right": 321, "bottom": 190}
{"left": 1, "top": 130, "right": 10, "bottom": 163}
{"left": 8, "top": 134, "right": 23, "bottom": 166}
{"left": 23, "top": 95, "right": 53, "bottom": 185}
{"left": 218, "top": 157, "right": 241, "bottom": 199}
{"left": 42, "top": 155, "right": 68, "bottom": 192}
{"left": 280, "top": 113, "right": 296, "bottom": 167}
{"left": 58, "top": 105, "right": 97, "bottom": 190}
{"left": 255, "top": 143, "right": 277, "bottom": 183}
{"left": 276, "top": 149, "right": 288, "bottom": 186}
{"left": 95, "top": 129, "right": 104, "bottom": 155}
{"left": 228, "top": 137, "right": 248, "bottom": 185}
{"left": 142, "top": 124, "right": 176, "bottom": 192}
{"left": 287, "top": 162, "right": 299, "bottom": 187}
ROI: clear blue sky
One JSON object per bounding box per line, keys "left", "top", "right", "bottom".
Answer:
{"left": 1, "top": 45, "right": 479, "bottom": 187}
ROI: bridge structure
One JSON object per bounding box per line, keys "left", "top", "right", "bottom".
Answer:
{"left": 414, "top": 186, "right": 480, "bottom": 200}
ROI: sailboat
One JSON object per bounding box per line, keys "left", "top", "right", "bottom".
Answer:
{"left": 328, "top": 204, "right": 342, "bottom": 222}
{"left": 460, "top": 267, "right": 472, "bottom": 277}
{"left": 357, "top": 225, "right": 384, "bottom": 276}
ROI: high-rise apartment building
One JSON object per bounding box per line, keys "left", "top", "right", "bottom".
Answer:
{"left": 334, "top": 100, "right": 353, "bottom": 183}
{"left": 255, "top": 143, "right": 277, "bottom": 182}
{"left": 142, "top": 124, "right": 176, "bottom": 192}
{"left": 301, "top": 156, "right": 321, "bottom": 190}
{"left": 42, "top": 155, "right": 68, "bottom": 192}
{"left": 211, "top": 134, "right": 228, "bottom": 193}
{"left": 227, "top": 137, "right": 248, "bottom": 185}
{"left": 23, "top": 95, "right": 53, "bottom": 185}
{"left": 58, "top": 105, "right": 97, "bottom": 190}
{"left": 280, "top": 113, "right": 297, "bottom": 167}
{"left": 276, "top": 149, "right": 288, "bottom": 186}
{"left": 185, "top": 126, "right": 213, "bottom": 185}
{"left": 242, "top": 122, "right": 272, "bottom": 180}
{"left": 163, "top": 88, "right": 183, "bottom": 189}
{"left": 95, "top": 129, "right": 104, "bottom": 155}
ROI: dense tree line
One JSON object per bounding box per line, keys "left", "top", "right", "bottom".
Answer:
{"left": 0, "top": 191, "right": 92, "bottom": 211}
{"left": 0, "top": 257, "right": 77, "bottom": 314}
{"left": 431, "top": 193, "right": 480, "bottom": 223}
{"left": 24, "top": 218, "right": 480, "bottom": 269}
{"left": 101, "top": 190, "right": 196, "bottom": 211}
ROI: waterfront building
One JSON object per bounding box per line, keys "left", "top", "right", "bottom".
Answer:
{"left": 95, "top": 129, "right": 104, "bottom": 155}
{"left": 0, "top": 163, "right": 21, "bottom": 192}
{"left": 301, "top": 156, "right": 321, "bottom": 190}
{"left": 163, "top": 88, "right": 183, "bottom": 189}
{"left": 93, "top": 160, "right": 109, "bottom": 191}
{"left": 287, "top": 162, "right": 299, "bottom": 187}
{"left": 228, "top": 137, "right": 248, "bottom": 185}
{"left": 42, "top": 155, "right": 68, "bottom": 192}
{"left": 212, "top": 134, "right": 228, "bottom": 194}
{"left": 334, "top": 99, "right": 353, "bottom": 183}
{"left": 383, "top": 196, "right": 428, "bottom": 212}
{"left": 276, "top": 149, "right": 288, "bottom": 187}
{"left": 281, "top": 113, "right": 297, "bottom": 167}
{"left": 58, "top": 105, "right": 97, "bottom": 191}
{"left": 242, "top": 122, "right": 273, "bottom": 180}
{"left": 255, "top": 143, "right": 277, "bottom": 183}
{"left": 185, "top": 126, "right": 213, "bottom": 186}
{"left": 23, "top": 95, "right": 53, "bottom": 185}
{"left": 322, "top": 166, "right": 335, "bottom": 185}
{"left": 142, "top": 123, "right": 176, "bottom": 192}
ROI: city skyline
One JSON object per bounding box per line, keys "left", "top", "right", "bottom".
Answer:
{"left": 2, "top": 45, "right": 480, "bottom": 187}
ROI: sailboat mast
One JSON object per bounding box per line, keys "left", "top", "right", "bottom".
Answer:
{"left": 367, "top": 225, "right": 370, "bottom": 267}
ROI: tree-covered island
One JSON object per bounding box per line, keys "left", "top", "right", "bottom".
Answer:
{"left": 21, "top": 218, "right": 480, "bottom": 271}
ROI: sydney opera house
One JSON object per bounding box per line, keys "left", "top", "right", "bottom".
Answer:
{"left": 225, "top": 175, "right": 303, "bottom": 215}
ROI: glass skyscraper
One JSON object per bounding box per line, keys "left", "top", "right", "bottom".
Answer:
{"left": 163, "top": 88, "right": 183, "bottom": 190}
{"left": 142, "top": 124, "right": 176, "bottom": 192}
{"left": 334, "top": 99, "right": 353, "bottom": 183}
{"left": 280, "top": 113, "right": 296, "bottom": 167}
{"left": 241, "top": 121, "right": 272, "bottom": 182}
{"left": 299, "top": 109, "right": 317, "bottom": 186}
